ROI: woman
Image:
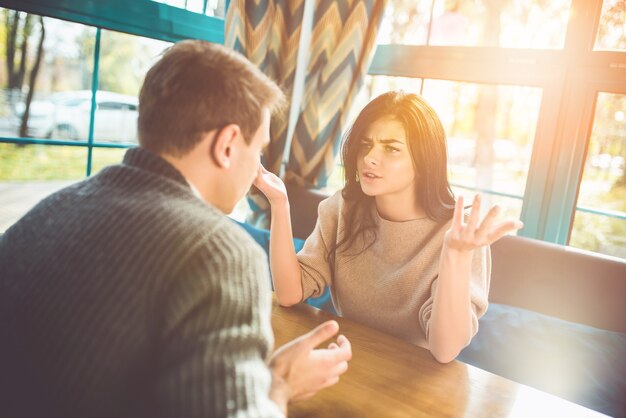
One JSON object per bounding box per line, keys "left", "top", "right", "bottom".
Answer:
{"left": 254, "top": 91, "right": 523, "bottom": 363}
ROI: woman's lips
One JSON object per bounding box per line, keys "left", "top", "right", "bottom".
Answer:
{"left": 361, "top": 171, "right": 381, "bottom": 182}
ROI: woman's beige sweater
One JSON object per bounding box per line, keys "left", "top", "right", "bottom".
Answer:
{"left": 297, "top": 191, "right": 491, "bottom": 348}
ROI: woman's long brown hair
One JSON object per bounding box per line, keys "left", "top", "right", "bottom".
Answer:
{"left": 327, "top": 90, "right": 456, "bottom": 264}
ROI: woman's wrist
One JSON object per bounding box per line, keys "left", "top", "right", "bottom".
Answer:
{"left": 441, "top": 241, "right": 474, "bottom": 258}
{"left": 269, "top": 196, "right": 290, "bottom": 212}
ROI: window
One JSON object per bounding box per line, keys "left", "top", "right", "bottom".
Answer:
{"left": 570, "top": 92, "right": 626, "bottom": 258}
{"left": 353, "top": 0, "right": 626, "bottom": 258}
{"left": 594, "top": 0, "right": 626, "bottom": 51}
{"left": 0, "top": 13, "right": 96, "bottom": 141}
{"left": 0, "top": 2, "right": 219, "bottom": 231}
{"left": 95, "top": 30, "right": 171, "bottom": 143}
{"left": 422, "top": 80, "right": 541, "bottom": 221}
{"left": 150, "top": 0, "right": 226, "bottom": 16}
{"left": 376, "top": 0, "right": 572, "bottom": 48}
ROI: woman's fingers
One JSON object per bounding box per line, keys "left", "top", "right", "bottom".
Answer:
{"left": 449, "top": 194, "right": 525, "bottom": 249}
{"left": 466, "top": 194, "right": 481, "bottom": 233}
{"left": 475, "top": 204, "right": 500, "bottom": 240}
{"left": 452, "top": 195, "right": 464, "bottom": 230}
{"left": 486, "top": 220, "right": 524, "bottom": 243}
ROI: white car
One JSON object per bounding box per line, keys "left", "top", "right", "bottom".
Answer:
{"left": 16, "top": 90, "right": 138, "bottom": 143}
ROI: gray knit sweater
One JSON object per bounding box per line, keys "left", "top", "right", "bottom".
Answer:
{"left": 0, "top": 148, "right": 282, "bottom": 418}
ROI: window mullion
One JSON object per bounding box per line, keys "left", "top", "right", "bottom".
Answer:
{"left": 86, "top": 28, "right": 101, "bottom": 177}
{"left": 517, "top": 78, "right": 565, "bottom": 240}
{"left": 564, "top": 0, "right": 604, "bottom": 54}
{"left": 541, "top": 78, "right": 598, "bottom": 244}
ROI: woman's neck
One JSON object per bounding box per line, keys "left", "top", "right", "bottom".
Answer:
{"left": 375, "top": 192, "right": 426, "bottom": 222}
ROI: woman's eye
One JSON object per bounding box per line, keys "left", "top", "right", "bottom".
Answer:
{"left": 385, "top": 146, "right": 399, "bottom": 153}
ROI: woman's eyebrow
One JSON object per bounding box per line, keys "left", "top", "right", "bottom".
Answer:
{"left": 363, "top": 136, "right": 405, "bottom": 145}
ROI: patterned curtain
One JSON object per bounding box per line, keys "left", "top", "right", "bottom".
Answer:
{"left": 225, "top": 0, "right": 304, "bottom": 176}
{"left": 226, "top": 0, "right": 386, "bottom": 225}
{"left": 286, "top": 0, "right": 385, "bottom": 188}
{"left": 226, "top": 0, "right": 304, "bottom": 226}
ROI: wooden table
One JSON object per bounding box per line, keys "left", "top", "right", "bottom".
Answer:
{"left": 272, "top": 298, "right": 606, "bottom": 418}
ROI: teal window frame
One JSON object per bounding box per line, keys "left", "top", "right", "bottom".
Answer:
{"left": 0, "top": 0, "right": 225, "bottom": 176}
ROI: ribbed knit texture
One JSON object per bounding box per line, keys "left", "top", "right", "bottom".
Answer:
{"left": 0, "top": 148, "right": 283, "bottom": 418}
{"left": 297, "top": 191, "right": 491, "bottom": 348}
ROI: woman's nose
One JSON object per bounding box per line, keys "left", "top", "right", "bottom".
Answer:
{"left": 364, "top": 147, "right": 379, "bottom": 165}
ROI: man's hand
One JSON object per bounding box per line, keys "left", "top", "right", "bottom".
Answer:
{"left": 253, "top": 164, "right": 288, "bottom": 205}
{"left": 444, "top": 194, "right": 524, "bottom": 253}
{"left": 269, "top": 320, "right": 352, "bottom": 405}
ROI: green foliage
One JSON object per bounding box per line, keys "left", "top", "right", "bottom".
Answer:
{"left": 570, "top": 173, "right": 626, "bottom": 258}
{"left": 0, "top": 143, "right": 126, "bottom": 180}
{"left": 570, "top": 207, "right": 626, "bottom": 259}
{"left": 0, "top": 143, "right": 86, "bottom": 180}
{"left": 78, "top": 29, "right": 168, "bottom": 96}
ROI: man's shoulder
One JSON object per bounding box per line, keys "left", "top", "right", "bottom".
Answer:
{"left": 208, "top": 218, "right": 266, "bottom": 258}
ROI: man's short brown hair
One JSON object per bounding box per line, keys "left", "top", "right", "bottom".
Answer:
{"left": 138, "top": 40, "right": 285, "bottom": 156}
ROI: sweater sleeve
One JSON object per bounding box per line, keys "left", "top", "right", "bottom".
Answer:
{"left": 418, "top": 244, "right": 492, "bottom": 341}
{"left": 296, "top": 192, "right": 342, "bottom": 300}
{"left": 154, "top": 224, "right": 283, "bottom": 418}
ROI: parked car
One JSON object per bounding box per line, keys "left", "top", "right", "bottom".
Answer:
{"left": 15, "top": 90, "right": 138, "bottom": 143}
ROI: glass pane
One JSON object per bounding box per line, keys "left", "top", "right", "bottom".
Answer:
{"left": 150, "top": 0, "right": 225, "bottom": 16}
{"left": 594, "top": 0, "right": 626, "bottom": 51}
{"left": 90, "top": 147, "right": 128, "bottom": 175}
{"left": 185, "top": 0, "right": 206, "bottom": 13}
{"left": 95, "top": 30, "right": 172, "bottom": 144}
{"left": 365, "top": 75, "right": 424, "bottom": 98}
{"left": 0, "top": 143, "right": 85, "bottom": 232}
{"left": 206, "top": 0, "right": 226, "bottom": 17}
{"left": 427, "top": 0, "right": 571, "bottom": 48}
{"left": 422, "top": 80, "right": 542, "bottom": 219}
{"left": 570, "top": 92, "right": 626, "bottom": 259}
{"left": 0, "top": 9, "right": 96, "bottom": 141}
{"left": 162, "top": 0, "right": 186, "bottom": 9}
{"left": 452, "top": 186, "right": 524, "bottom": 224}
{"left": 377, "top": 0, "right": 432, "bottom": 45}
{"left": 348, "top": 75, "right": 423, "bottom": 133}
{"left": 570, "top": 212, "right": 626, "bottom": 258}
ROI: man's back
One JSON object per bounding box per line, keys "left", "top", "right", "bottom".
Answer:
{"left": 1, "top": 148, "right": 278, "bottom": 418}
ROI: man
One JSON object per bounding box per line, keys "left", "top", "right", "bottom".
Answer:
{"left": 0, "top": 40, "right": 351, "bottom": 417}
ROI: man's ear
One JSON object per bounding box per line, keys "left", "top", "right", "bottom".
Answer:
{"left": 211, "top": 124, "right": 240, "bottom": 169}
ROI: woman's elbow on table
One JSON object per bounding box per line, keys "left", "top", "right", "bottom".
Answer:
{"left": 430, "top": 347, "right": 462, "bottom": 364}
{"left": 275, "top": 292, "right": 302, "bottom": 307}
{"left": 429, "top": 338, "right": 470, "bottom": 364}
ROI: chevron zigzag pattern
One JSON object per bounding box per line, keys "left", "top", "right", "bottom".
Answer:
{"left": 225, "top": 0, "right": 308, "bottom": 226}
{"left": 287, "top": 0, "right": 385, "bottom": 187}
{"left": 226, "top": 0, "right": 305, "bottom": 175}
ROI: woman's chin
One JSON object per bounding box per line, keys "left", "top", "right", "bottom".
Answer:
{"left": 359, "top": 183, "right": 379, "bottom": 197}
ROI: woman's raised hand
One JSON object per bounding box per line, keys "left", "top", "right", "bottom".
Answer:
{"left": 253, "top": 164, "right": 288, "bottom": 205}
{"left": 444, "top": 194, "right": 524, "bottom": 252}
